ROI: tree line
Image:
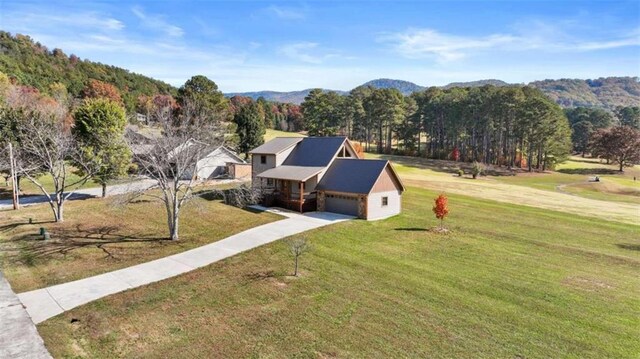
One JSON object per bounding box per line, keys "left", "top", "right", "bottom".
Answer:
{"left": 300, "top": 85, "right": 574, "bottom": 171}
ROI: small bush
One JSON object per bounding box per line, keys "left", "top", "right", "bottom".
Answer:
{"left": 472, "top": 161, "right": 485, "bottom": 179}
{"left": 457, "top": 169, "right": 464, "bottom": 177}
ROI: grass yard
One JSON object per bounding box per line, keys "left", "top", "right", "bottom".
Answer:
{"left": 264, "top": 128, "right": 306, "bottom": 142}
{"left": 0, "top": 189, "right": 281, "bottom": 293}
{"left": 368, "top": 153, "right": 640, "bottom": 224}
{"left": 37, "top": 187, "right": 640, "bottom": 358}
{"left": 0, "top": 170, "right": 138, "bottom": 200}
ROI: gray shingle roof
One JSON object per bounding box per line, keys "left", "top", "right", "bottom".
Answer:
{"left": 316, "top": 159, "right": 397, "bottom": 194}
{"left": 249, "top": 137, "right": 303, "bottom": 154}
{"left": 257, "top": 166, "right": 324, "bottom": 181}
{"left": 283, "top": 137, "right": 347, "bottom": 167}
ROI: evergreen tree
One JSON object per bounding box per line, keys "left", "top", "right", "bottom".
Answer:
{"left": 72, "top": 98, "right": 131, "bottom": 197}
{"left": 234, "top": 102, "right": 266, "bottom": 158}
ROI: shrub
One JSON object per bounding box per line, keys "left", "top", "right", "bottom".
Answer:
{"left": 457, "top": 169, "right": 464, "bottom": 177}
{"left": 472, "top": 161, "right": 485, "bottom": 179}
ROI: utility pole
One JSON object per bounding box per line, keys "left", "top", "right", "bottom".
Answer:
{"left": 8, "top": 142, "right": 19, "bottom": 210}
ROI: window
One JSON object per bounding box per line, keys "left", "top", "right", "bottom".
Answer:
{"left": 382, "top": 196, "right": 388, "bottom": 206}
{"left": 260, "top": 155, "right": 266, "bottom": 164}
{"left": 267, "top": 178, "right": 274, "bottom": 186}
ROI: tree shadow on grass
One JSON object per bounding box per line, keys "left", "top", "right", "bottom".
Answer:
{"left": 394, "top": 227, "right": 428, "bottom": 231}
{"left": 3, "top": 224, "right": 169, "bottom": 264}
{"left": 616, "top": 243, "right": 640, "bottom": 251}
{"left": 557, "top": 168, "right": 619, "bottom": 175}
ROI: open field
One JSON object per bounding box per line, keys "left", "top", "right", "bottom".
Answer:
{"left": 264, "top": 129, "right": 306, "bottom": 142}
{"left": 369, "top": 154, "right": 640, "bottom": 224}
{"left": 0, "top": 189, "right": 280, "bottom": 293}
{"left": 37, "top": 187, "right": 640, "bottom": 358}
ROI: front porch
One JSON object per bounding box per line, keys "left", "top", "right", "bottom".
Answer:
{"left": 261, "top": 179, "right": 318, "bottom": 213}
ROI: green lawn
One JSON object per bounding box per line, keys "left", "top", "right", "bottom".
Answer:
{"left": 37, "top": 187, "right": 640, "bottom": 358}
{"left": 264, "top": 129, "right": 306, "bottom": 142}
{"left": 0, "top": 188, "right": 281, "bottom": 293}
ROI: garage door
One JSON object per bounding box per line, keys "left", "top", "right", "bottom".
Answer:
{"left": 325, "top": 194, "right": 359, "bottom": 216}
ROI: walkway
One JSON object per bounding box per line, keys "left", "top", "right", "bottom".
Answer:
{"left": 18, "top": 208, "right": 352, "bottom": 324}
{"left": 0, "top": 272, "right": 51, "bottom": 358}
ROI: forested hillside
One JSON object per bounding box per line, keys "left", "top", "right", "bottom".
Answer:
{"left": 228, "top": 77, "right": 640, "bottom": 109}
{"left": 529, "top": 77, "right": 640, "bottom": 110}
{"left": 0, "top": 32, "right": 176, "bottom": 112}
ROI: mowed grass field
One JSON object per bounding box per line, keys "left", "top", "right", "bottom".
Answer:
{"left": 0, "top": 188, "right": 280, "bottom": 293}
{"left": 264, "top": 128, "right": 306, "bottom": 142}
{"left": 37, "top": 187, "right": 639, "bottom": 358}
{"left": 369, "top": 154, "right": 640, "bottom": 225}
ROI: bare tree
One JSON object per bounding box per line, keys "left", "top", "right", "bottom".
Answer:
{"left": 128, "top": 101, "right": 226, "bottom": 240}
{"left": 286, "top": 237, "right": 310, "bottom": 276}
{"left": 14, "top": 112, "right": 94, "bottom": 222}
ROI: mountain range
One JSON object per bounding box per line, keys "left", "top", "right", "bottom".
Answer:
{"left": 226, "top": 77, "right": 640, "bottom": 110}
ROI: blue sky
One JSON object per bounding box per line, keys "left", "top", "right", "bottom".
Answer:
{"left": 1, "top": 0, "right": 639, "bottom": 92}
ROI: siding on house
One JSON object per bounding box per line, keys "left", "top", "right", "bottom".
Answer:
{"left": 367, "top": 190, "right": 401, "bottom": 220}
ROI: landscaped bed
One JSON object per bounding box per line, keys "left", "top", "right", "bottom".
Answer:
{"left": 37, "top": 187, "right": 640, "bottom": 358}
{"left": 0, "top": 188, "right": 281, "bottom": 293}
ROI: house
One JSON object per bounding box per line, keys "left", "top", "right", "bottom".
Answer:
{"left": 182, "top": 146, "right": 246, "bottom": 181}
{"left": 249, "top": 136, "right": 405, "bottom": 220}
{"left": 168, "top": 139, "right": 246, "bottom": 181}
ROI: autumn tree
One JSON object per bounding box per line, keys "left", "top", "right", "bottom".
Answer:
{"left": 432, "top": 194, "right": 449, "bottom": 231}
{"left": 72, "top": 98, "right": 131, "bottom": 197}
{"left": 591, "top": 126, "right": 640, "bottom": 172}
{"left": 81, "top": 79, "right": 123, "bottom": 104}
{"left": 234, "top": 101, "right": 266, "bottom": 158}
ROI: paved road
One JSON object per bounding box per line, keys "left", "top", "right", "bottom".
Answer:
{"left": 0, "top": 272, "right": 51, "bottom": 358}
{"left": 18, "top": 207, "right": 352, "bottom": 324}
{"left": 0, "top": 179, "right": 158, "bottom": 210}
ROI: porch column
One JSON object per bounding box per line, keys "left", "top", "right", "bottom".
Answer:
{"left": 299, "top": 181, "right": 304, "bottom": 213}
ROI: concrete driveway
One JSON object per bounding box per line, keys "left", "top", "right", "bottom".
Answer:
{"left": 17, "top": 207, "right": 353, "bottom": 324}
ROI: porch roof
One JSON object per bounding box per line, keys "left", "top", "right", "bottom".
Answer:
{"left": 257, "top": 166, "right": 324, "bottom": 181}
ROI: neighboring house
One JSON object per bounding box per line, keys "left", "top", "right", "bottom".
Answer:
{"left": 170, "top": 140, "right": 247, "bottom": 180}
{"left": 249, "top": 136, "right": 405, "bottom": 220}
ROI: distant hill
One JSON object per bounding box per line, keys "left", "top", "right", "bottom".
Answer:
{"left": 529, "top": 77, "right": 640, "bottom": 110}
{"left": 0, "top": 31, "right": 176, "bottom": 111}
{"left": 442, "top": 79, "right": 509, "bottom": 89}
{"left": 360, "top": 78, "right": 425, "bottom": 94}
{"left": 226, "top": 89, "right": 348, "bottom": 104}
{"left": 228, "top": 77, "right": 640, "bottom": 109}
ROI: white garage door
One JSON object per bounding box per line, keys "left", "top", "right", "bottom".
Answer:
{"left": 325, "top": 194, "right": 359, "bottom": 216}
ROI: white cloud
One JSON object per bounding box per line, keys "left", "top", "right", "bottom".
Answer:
{"left": 277, "top": 42, "right": 351, "bottom": 64}
{"left": 278, "top": 42, "right": 323, "bottom": 64}
{"left": 380, "top": 29, "right": 516, "bottom": 61}
{"left": 131, "top": 6, "right": 184, "bottom": 37}
{"left": 267, "top": 5, "right": 305, "bottom": 20}
{"left": 381, "top": 26, "right": 640, "bottom": 62}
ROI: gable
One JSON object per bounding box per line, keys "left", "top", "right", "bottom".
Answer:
{"left": 371, "top": 165, "right": 403, "bottom": 193}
